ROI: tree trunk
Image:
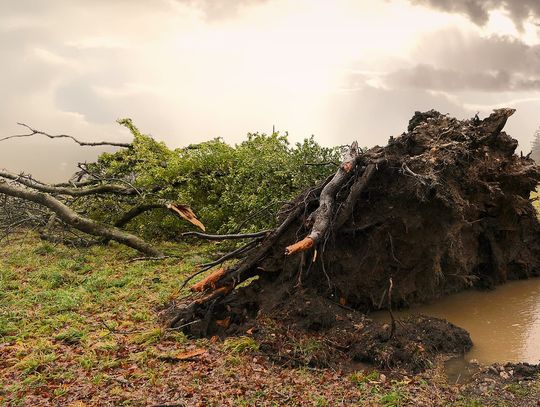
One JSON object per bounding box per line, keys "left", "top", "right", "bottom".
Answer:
{"left": 0, "top": 181, "right": 163, "bottom": 257}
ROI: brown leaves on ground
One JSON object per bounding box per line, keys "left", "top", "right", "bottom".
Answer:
{"left": 159, "top": 348, "right": 207, "bottom": 362}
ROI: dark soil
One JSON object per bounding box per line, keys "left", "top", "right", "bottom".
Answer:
{"left": 167, "top": 108, "right": 540, "bottom": 372}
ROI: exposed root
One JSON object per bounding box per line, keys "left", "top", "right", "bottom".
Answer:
{"left": 285, "top": 237, "right": 314, "bottom": 255}
{"left": 191, "top": 268, "right": 226, "bottom": 292}
{"left": 166, "top": 108, "right": 540, "bottom": 367}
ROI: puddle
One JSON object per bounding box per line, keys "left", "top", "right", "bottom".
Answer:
{"left": 373, "top": 278, "right": 540, "bottom": 365}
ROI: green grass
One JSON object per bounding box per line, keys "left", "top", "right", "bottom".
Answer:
{"left": 223, "top": 336, "right": 260, "bottom": 354}
{"left": 2, "top": 234, "right": 540, "bottom": 406}
{"left": 0, "top": 235, "right": 217, "bottom": 404}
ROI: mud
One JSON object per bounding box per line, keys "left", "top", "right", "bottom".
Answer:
{"left": 374, "top": 277, "right": 540, "bottom": 365}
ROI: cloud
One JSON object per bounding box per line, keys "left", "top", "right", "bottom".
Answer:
{"left": 176, "top": 0, "right": 270, "bottom": 20}
{"left": 324, "top": 85, "right": 473, "bottom": 144}
{"left": 410, "top": 0, "right": 540, "bottom": 28}
{"left": 366, "top": 29, "right": 540, "bottom": 93}
{"left": 385, "top": 64, "right": 540, "bottom": 92}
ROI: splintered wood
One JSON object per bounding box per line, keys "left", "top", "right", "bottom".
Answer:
{"left": 285, "top": 237, "right": 314, "bottom": 255}
{"left": 167, "top": 203, "right": 206, "bottom": 231}
{"left": 191, "top": 268, "right": 226, "bottom": 292}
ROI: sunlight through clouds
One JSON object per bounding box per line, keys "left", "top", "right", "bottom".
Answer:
{"left": 1, "top": 0, "right": 540, "bottom": 181}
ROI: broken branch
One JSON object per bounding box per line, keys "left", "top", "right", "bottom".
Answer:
{"left": 0, "top": 123, "right": 131, "bottom": 147}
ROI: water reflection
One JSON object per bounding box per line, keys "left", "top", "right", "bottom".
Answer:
{"left": 373, "top": 278, "right": 540, "bottom": 364}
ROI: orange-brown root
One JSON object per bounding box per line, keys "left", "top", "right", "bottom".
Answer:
{"left": 195, "top": 285, "right": 232, "bottom": 304}
{"left": 191, "top": 267, "right": 226, "bottom": 292}
{"left": 285, "top": 237, "right": 314, "bottom": 255}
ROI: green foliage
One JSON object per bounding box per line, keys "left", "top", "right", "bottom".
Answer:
{"left": 379, "top": 388, "right": 405, "bottom": 407}
{"left": 79, "top": 119, "right": 341, "bottom": 238}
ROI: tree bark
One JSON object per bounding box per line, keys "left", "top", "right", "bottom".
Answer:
{"left": 0, "top": 170, "right": 137, "bottom": 196}
{"left": 0, "top": 180, "right": 162, "bottom": 257}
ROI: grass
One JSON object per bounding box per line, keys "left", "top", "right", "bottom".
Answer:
{"left": 0, "top": 235, "right": 217, "bottom": 405}
{"left": 222, "top": 336, "right": 259, "bottom": 354}
{"left": 1, "top": 234, "right": 539, "bottom": 406}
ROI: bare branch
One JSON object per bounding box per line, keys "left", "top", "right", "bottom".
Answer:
{"left": 0, "top": 123, "right": 131, "bottom": 147}
{"left": 181, "top": 230, "right": 271, "bottom": 241}
{"left": 0, "top": 170, "right": 137, "bottom": 196}
{"left": 0, "top": 179, "right": 162, "bottom": 257}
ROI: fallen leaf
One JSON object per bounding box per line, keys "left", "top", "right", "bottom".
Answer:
{"left": 158, "top": 348, "right": 207, "bottom": 362}
{"left": 175, "top": 348, "right": 207, "bottom": 360}
{"left": 216, "top": 316, "right": 231, "bottom": 328}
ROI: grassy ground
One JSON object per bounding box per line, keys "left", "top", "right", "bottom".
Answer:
{"left": 0, "top": 235, "right": 539, "bottom": 406}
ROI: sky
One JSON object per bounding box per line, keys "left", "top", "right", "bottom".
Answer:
{"left": 1, "top": 0, "right": 540, "bottom": 181}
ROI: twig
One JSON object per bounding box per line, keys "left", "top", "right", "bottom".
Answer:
{"left": 304, "top": 161, "right": 339, "bottom": 166}
{"left": 0, "top": 122, "right": 131, "bottom": 147}
{"left": 180, "top": 239, "right": 261, "bottom": 289}
{"left": 100, "top": 319, "right": 200, "bottom": 335}
{"left": 181, "top": 230, "right": 271, "bottom": 241}
{"left": 128, "top": 255, "right": 176, "bottom": 263}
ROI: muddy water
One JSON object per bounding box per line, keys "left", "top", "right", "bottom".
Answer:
{"left": 373, "top": 278, "right": 540, "bottom": 365}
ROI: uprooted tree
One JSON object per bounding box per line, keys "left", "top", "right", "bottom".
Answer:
{"left": 3, "top": 109, "right": 540, "bottom": 368}
{"left": 164, "top": 108, "right": 540, "bottom": 343}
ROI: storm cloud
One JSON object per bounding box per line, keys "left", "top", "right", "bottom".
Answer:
{"left": 410, "top": 0, "right": 540, "bottom": 27}
{"left": 386, "top": 65, "right": 540, "bottom": 92}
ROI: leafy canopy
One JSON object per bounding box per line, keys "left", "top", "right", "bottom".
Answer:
{"left": 82, "top": 119, "right": 341, "bottom": 237}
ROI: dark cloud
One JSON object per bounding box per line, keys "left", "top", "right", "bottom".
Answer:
{"left": 386, "top": 64, "right": 540, "bottom": 92}
{"left": 419, "top": 32, "right": 540, "bottom": 74}
{"left": 410, "top": 0, "right": 540, "bottom": 28}
{"left": 373, "top": 29, "right": 540, "bottom": 93}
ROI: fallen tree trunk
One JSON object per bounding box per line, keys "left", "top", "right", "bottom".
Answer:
{"left": 0, "top": 180, "right": 163, "bottom": 257}
{"left": 165, "top": 109, "right": 540, "bottom": 343}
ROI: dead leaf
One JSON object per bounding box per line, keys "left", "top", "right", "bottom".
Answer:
{"left": 167, "top": 204, "right": 205, "bottom": 231}
{"left": 159, "top": 348, "right": 207, "bottom": 362}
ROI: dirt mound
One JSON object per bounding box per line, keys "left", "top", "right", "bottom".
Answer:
{"left": 164, "top": 109, "right": 540, "bottom": 370}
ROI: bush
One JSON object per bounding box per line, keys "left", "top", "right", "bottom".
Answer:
{"left": 78, "top": 119, "right": 341, "bottom": 238}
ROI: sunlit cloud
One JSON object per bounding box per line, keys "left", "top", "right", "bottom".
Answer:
{"left": 1, "top": 0, "right": 540, "bottom": 181}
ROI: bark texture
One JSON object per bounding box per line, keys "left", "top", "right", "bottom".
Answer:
{"left": 0, "top": 180, "right": 163, "bottom": 257}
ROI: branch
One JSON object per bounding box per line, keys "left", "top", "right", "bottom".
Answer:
{"left": 181, "top": 239, "right": 262, "bottom": 289}
{"left": 0, "top": 180, "right": 162, "bottom": 257}
{"left": 285, "top": 142, "right": 361, "bottom": 255}
{"left": 0, "top": 123, "right": 131, "bottom": 147}
{"left": 181, "top": 230, "right": 271, "bottom": 241}
{"left": 0, "top": 170, "right": 137, "bottom": 196}
{"left": 114, "top": 203, "right": 169, "bottom": 228}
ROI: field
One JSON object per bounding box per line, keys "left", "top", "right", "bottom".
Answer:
{"left": 1, "top": 236, "right": 539, "bottom": 406}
